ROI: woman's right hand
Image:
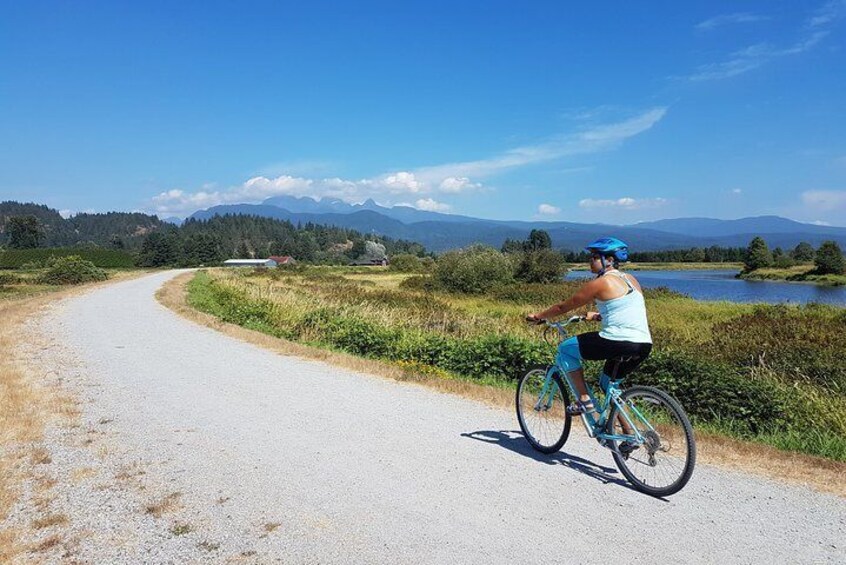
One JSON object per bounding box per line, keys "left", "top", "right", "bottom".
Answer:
{"left": 585, "top": 311, "right": 602, "bottom": 322}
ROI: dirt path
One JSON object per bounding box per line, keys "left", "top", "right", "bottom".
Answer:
{"left": 13, "top": 270, "right": 846, "bottom": 563}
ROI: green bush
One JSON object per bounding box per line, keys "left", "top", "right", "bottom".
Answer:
{"left": 0, "top": 272, "right": 20, "bottom": 286}
{"left": 0, "top": 247, "right": 134, "bottom": 269}
{"left": 398, "top": 275, "right": 437, "bottom": 292}
{"left": 630, "top": 349, "right": 789, "bottom": 435}
{"left": 37, "top": 256, "right": 108, "bottom": 285}
{"left": 514, "top": 249, "right": 568, "bottom": 283}
{"left": 389, "top": 253, "right": 424, "bottom": 273}
{"left": 707, "top": 304, "right": 846, "bottom": 393}
{"left": 434, "top": 245, "right": 514, "bottom": 294}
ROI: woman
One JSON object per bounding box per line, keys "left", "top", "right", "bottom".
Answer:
{"left": 526, "top": 237, "right": 652, "bottom": 417}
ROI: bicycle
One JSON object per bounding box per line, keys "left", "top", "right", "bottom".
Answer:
{"left": 515, "top": 316, "right": 696, "bottom": 497}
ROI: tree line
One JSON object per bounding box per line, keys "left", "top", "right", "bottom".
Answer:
{"left": 744, "top": 237, "right": 845, "bottom": 274}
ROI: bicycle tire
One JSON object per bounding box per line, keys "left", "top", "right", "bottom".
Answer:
{"left": 516, "top": 365, "right": 572, "bottom": 453}
{"left": 606, "top": 385, "right": 696, "bottom": 497}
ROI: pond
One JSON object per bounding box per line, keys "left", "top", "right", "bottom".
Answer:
{"left": 565, "top": 269, "right": 846, "bottom": 306}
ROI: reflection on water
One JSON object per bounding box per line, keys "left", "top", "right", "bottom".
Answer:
{"left": 565, "top": 269, "right": 846, "bottom": 306}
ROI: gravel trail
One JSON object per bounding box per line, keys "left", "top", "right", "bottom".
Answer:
{"left": 21, "top": 270, "right": 846, "bottom": 563}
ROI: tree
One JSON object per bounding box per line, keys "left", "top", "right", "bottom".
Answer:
{"left": 514, "top": 248, "right": 568, "bottom": 283}
{"left": 744, "top": 237, "right": 773, "bottom": 272}
{"left": 772, "top": 247, "right": 794, "bottom": 268}
{"left": 525, "top": 229, "right": 552, "bottom": 252}
{"left": 814, "top": 241, "right": 846, "bottom": 275}
{"left": 137, "top": 232, "right": 180, "bottom": 267}
{"left": 791, "top": 242, "right": 815, "bottom": 263}
{"left": 684, "top": 247, "right": 706, "bottom": 262}
{"left": 501, "top": 238, "right": 524, "bottom": 254}
{"left": 236, "top": 241, "right": 252, "bottom": 259}
{"left": 7, "top": 215, "right": 44, "bottom": 248}
{"left": 110, "top": 235, "right": 125, "bottom": 249}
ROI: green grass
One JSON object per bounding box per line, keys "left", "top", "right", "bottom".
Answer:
{"left": 739, "top": 266, "right": 846, "bottom": 286}
{"left": 186, "top": 267, "right": 846, "bottom": 461}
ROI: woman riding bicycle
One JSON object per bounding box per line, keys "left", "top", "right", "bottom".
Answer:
{"left": 526, "top": 237, "right": 652, "bottom": 418}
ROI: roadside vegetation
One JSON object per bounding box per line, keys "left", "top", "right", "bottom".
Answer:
{"left": 186, "top": 245, "right": 846, "bottom": 462}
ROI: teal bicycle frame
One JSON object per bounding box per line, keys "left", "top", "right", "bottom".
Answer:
{"left": 537, "top": 317, "right": 656, "bottom": 451}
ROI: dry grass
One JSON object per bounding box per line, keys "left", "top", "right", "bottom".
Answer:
{"left": 0, "top": 271, "right": 148, "bottom": 560}
{"left": 160, "top": 272, "right": 846, "bottom": 498}
{"left": 145, "top": 491, "right": 183, "bottom": 518}
{"left": 32, "top": 513, "right": 69, "bottom": 529}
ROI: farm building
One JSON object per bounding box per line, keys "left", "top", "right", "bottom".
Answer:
{"left": 223, "top": 258, "right": 278, "bottom": 268}
{"left": 268, "top": 256, "right": 297, "bottom": 265}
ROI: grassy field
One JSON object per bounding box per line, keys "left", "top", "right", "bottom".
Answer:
{"left": 187, "top": 266, "right": 846, "bottom": 462}
{"left": 739, "top": 265, "right": 846, "bottom": 286}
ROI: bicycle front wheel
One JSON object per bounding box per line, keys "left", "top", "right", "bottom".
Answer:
{"left": 606, "top": 386, "right": 696, "bottom": 497}
{"left": 516, "top": 365, "right": 572, "bottom": 453}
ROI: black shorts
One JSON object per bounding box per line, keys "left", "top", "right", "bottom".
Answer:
{"left": 576, "top": 332, "right": 652, "bottom": 378}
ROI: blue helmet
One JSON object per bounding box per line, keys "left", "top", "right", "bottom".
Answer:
{"left": 585, "top": 237, "right": 629, "bottom": 263}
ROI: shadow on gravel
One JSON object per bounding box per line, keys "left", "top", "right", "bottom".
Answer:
{"left": 462, "top": 429, "right": 661, "bottom": 498}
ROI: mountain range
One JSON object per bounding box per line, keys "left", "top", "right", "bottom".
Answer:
{"left": 188, "top": 196, "right": 846, "bottom": 252}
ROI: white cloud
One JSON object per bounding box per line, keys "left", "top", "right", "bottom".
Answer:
{"left": 732, "top": 188, "right": 743, "bottom": 194}
{"left": 59, "top": 209, "right": 74, "bottom": 219}
{"left": 688, "top": 33, "right": 828, "bottom": 81}
{"left": 147, "top": 108, "right": 668, "bottom": 215}
{"left": 413, "top": 198, "right": 452, "bottom": 212}
{"left": 801, "top": 190, "right": 846, "bottom": 211}
{"left": 807, "top": 0, "right": 846, "bottom": 28}
{"left": 687, "top": 2, "right": 842, "bottom": 82}
{"left": 579, "top": 197, "right": 668, "bottom": 210}
{"left": 537, "top": 203, "right": 561, "bottom": 215}
{"left": 438, "top": 176, "right": 481, "bottom": 193}
{"left": 696, "top": 12, "right": 769, "bottom": 31}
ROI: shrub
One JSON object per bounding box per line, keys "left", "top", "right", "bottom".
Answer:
{"left": 434, "top": 245, "right": 514, "bottom": 294}
{"left": 389, "top": 253, "right": 423, "bottom": 273}
{"left": 0, "top": 272, "right": 20, "bottom": 286}
{"left": 399, "top": 275, "right": 437, "bottom": 292}
{"left": 37, "top": 256, "right": 108, "bottom": 285}
{"left": 0, "top": 248, "right": 134, "bottom": 269}
{"left": 514, "top": 249, "right": 568, "bottom": 283}
{"left": 630, "top": 349, "right": 789, "bottom": 435}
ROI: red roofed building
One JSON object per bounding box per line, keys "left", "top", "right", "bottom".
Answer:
{"left": 269, "top": 256, "right": 297, "bottom": 265}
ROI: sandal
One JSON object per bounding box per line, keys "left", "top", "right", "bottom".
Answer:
{"left": 566, "top": 400, "right": 596, "bottom": 416}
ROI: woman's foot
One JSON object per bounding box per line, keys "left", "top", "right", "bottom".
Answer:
{"left": 566, "top": 399, "right": 596, "bottom": 416}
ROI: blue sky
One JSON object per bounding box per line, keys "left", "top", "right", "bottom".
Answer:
{"left": 2, "top": 1, "right": 845, "bottom": 225}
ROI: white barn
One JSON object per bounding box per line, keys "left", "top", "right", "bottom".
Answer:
{"left": 223, "top": 259, "right": 278, "bottom": 268}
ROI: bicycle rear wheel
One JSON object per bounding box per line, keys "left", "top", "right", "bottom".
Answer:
{"left": 606, "top": 386, "right": 696, "bottom": 497}
{"left": 516, "top": 365, "right": 572, "bottom": 453}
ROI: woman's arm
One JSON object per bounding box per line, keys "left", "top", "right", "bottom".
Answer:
{"left": 530, "top": 279, "right": 602, "bottom": 320}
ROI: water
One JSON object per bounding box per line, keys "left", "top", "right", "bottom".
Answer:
{"left": 565, "top": 269, "right": 846, "bottom": 306}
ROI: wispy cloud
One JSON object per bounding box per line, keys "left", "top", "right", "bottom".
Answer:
{"left": 696, "top": 12, "right": 769, "bottom": 32}
{"left": 807, "top": 0, "right": 846, "bottom": 28}
{"left": 148, "top": 108, "right": 668, "bottom": 216}
{"left": 801, "top": 189, "right": 846, "bottom": 211}
{"left": 688, "top": 1, "right": 842, "bottom": 81}
{"left": 578, "top": 197, "right": 668, "bottom": 210}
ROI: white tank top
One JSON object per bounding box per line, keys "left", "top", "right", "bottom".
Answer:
{"left": 595, "top": 271, "right": 652, "bottom": 344}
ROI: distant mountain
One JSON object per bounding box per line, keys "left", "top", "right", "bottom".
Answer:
{"left": 634, "top": 216, "right": 846, "bottom": 238}
{"left": 261, "top": 195, "right": 489, "bottom": 225}
{"left": 188, "top": 199, "right": 846, "bottom": 252}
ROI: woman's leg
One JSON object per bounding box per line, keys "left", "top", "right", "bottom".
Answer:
{"left": 556, "top": 337, "right": 593, "bottom": 409}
